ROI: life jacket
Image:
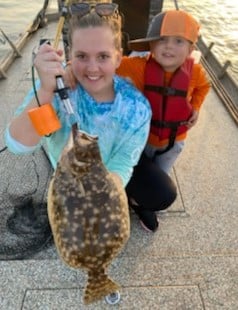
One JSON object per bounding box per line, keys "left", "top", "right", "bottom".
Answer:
{"left": 144, "top": 56, "right": 194, "bottom": 155}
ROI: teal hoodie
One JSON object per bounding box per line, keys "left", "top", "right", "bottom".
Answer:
{"left": 5, "top": 75, "right": 151, "bottom": 187}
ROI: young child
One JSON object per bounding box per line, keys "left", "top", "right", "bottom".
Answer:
{"left": 117, "top": 9, "right": 211, "bottom": 174}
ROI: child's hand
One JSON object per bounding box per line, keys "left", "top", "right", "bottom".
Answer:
{"left": 63, "top": 62, "right": 77, "bottom": 90}
{"left": 187, "top": 110, "right": 199, "bottom": 128}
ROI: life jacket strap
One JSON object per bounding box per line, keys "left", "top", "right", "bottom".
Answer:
{"left": 151, "top": 120, "right": 188, "bottom": 129}
{"left": 151, "top": 120, "right": 187, "bottom": 159}
{"left": 145, "top": 84, "right": 187, "bottom": 97}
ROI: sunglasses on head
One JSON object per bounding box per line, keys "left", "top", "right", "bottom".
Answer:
{"left": 69, "top": 2, "right": 119, "bottom": 18}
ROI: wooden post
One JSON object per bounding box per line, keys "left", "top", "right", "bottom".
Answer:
{"left": 218, "top": 60, "right": 231, "bottom": 79}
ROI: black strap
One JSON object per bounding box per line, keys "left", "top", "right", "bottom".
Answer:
{"left": 145, "top": 84, "right": 187, "bottom": 97}
{"left": 151, "top": 120, "right": 187, "bottom": 128}
{"left": 152, "top": 126, "right": 177, "bottom": 159}
{"left": 151, "top": 120, "right": 187, "bottom": 159}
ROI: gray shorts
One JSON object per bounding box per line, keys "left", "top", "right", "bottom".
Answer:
{"left": 144, "top": 141, "right": 185, "bottom": 174}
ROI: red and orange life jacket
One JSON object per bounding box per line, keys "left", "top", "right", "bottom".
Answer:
{"left": 144, "top": 56, "right": 194, "bottom": 153}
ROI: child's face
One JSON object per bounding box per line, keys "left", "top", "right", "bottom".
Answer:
{"left": 70, "top": 26, "right": 122, "bottom": 102}
{"left": 150, "top": 36, "right": 194, "bottom": 72}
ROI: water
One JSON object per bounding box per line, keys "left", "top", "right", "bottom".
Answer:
{"left": 0, "top": 0, "right": 237, "bottom": 82}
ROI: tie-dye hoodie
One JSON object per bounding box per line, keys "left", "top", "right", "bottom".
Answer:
{"left": 5, "top": 75, "right": 151, "bottom": 187}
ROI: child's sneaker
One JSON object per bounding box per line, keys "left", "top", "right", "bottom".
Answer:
{"left": 130, "top": 203, "right": 159, "bottom": 232}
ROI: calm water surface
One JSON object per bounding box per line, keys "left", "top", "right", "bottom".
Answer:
{"left": 0, "top": 0, "right": 237, "bottom": 81}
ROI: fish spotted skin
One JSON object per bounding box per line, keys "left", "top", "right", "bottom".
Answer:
{"left": 47, "top": 124, "right": 130, "bottom": 304}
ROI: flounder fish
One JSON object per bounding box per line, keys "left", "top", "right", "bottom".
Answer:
{"left": 47, "top": 123, "right": 130, "bottom": 304}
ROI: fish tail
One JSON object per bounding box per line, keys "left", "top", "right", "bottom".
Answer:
{"left": 83, "top": 271, "right": 120, "bottom": 305}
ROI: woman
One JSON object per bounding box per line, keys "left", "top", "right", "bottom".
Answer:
{"left": 5, "top": 3, "right": 150, "bottom": 187}
{"left": 5, "top": 3, "right": 176, "bottom": 233}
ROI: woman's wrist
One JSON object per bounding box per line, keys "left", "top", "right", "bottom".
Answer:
{"left": 37, "top": 88, "right": 54, "bottom": 105}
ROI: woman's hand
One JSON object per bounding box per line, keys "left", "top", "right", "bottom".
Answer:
{"left": 34, "top": 43, "right": 65, "bottom": 96}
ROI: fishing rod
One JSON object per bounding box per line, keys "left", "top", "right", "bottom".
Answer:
{"left": 32, "top": 0, "right": 74, "bottom": 118}
{"left": 52, "top": 0, "right": 74, "bottom": 116}
{"left": 27, "top": 0, "right": 74, "bottom": 139}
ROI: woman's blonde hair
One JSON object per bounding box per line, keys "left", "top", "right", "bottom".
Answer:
{"left": 68, "top": 11, "right": 122, "bottom": 51}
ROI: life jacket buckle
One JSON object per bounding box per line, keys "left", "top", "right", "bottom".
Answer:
{"left": 163, "top": 87, "right": 176, "bottom": 96}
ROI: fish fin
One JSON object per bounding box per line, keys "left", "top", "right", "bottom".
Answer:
{"left": 83, "top": 273, "right": 120, "bottom": 305}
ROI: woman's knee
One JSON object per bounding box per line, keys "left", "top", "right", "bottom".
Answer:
{"left": 158, "top": 181, "right": 177, "bottom": 210}
{"left": 126, "top": 166, "right": 177, "bottom": 212}
{"left": 126, "top": 151, "right": 178, "bottom": 209}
